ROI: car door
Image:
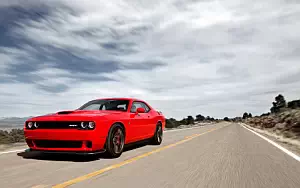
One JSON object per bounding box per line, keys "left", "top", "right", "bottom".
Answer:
{"left": 129, "top": 101, "right": 148, "bottom": 140}
{"left": 140, "top": 102, "right": 156, "bottom": 138}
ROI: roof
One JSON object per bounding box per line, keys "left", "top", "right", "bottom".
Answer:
{"left": 96, "top": 97, "right": 143, "bottom": 101}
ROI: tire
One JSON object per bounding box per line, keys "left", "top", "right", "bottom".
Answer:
{"left": 105, "top": 124, "right": 125, "bottom": 158}
{"left": 151, "top": 123, "right": 163, "bottom": 145}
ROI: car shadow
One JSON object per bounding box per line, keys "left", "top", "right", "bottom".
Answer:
{"left": 17, "top": 139, "right": 150, "bottom": 162}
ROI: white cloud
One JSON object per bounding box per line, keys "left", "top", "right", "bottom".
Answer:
{"left": 1, "top": 0, "right": 300, "bottom": 119}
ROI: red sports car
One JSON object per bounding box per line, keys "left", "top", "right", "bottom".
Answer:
{"left": 24, "top": 98, "right": 165, "bottom": 158}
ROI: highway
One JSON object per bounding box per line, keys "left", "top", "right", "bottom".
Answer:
{"left": 0, "top": 122, "right": 300, "bottom": 188}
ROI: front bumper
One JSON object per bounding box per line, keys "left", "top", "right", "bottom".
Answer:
{"left": 24, "top": 129, "right": 106, "bottom": 152}
{"left": 28, "top": 148, "right": 106, "bottom": 155}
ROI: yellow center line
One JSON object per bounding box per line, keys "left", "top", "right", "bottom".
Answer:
{"left": 185, "top": 134, "right": 199, "bottom": 139}
{"left": 52, "top": 125, "right": 227, "bottom": 188}
{"left": 31, "top": 185, "right": 49, "bottom": 188}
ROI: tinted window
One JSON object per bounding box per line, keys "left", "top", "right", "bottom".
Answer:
{"left": 131, "top": 102, "right": 143, "bottom": 113}
{"left": 142, "top": 103, "right": 150, "bottom": 112}
{"left": 130, "top": 101, "right": 150, "bottom": 113}
{"left": 78, "top": 99, "right": 129, "bottom": 112}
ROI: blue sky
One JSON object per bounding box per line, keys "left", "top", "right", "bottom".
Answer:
{"left": 0, "top": 0, "right": 300, "bottom": 119}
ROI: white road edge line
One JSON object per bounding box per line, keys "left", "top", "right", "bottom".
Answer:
{"left": 241, "top": 123, "right": 300, "bottom": 162}
{"left": 0, "top": 124, "right": 217, "bottom": 155}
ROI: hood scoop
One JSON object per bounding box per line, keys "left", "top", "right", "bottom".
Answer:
{"left": 57, "top": 110, "right": 75, "bottom": 115}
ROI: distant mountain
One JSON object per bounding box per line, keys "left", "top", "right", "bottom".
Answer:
{"left": 0, "top": 117, "right": 33, "bottom": 128}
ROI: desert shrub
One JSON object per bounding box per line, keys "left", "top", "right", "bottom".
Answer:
{"left": 287, "top": 100, "right": 300, "bottom": 109}
{"left": 196, "top": 114, "right": 205, "bottom": 121}
{"left": 187, "top": 116, "right": 195, "bottom": 125}
{"left": 0, "top": 129, "right": 24, "bottom": 144}
{"left": 270, "top": 94, "right": 287, "bottom": 113}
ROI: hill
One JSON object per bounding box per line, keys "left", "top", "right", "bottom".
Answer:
{"left": 245, "top": 109, "right": 300, "bottom": 140}
{"left": 0, "top": 117, "right": 31, "bottom": 129}
{"left": 241, "top": 94, "right": 300, "bottom": 142}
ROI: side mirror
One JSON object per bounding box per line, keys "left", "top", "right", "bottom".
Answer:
{"left": 136, "top": 107, "right": 145, "bottom": 113}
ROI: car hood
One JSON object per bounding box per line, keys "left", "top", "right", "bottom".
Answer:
{"left": 27, "top": 110, "right": 122, "bottom": 122}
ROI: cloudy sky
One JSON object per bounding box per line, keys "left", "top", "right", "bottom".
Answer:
{"left": 0, "top": 0, "right": 300, "bottom": 119}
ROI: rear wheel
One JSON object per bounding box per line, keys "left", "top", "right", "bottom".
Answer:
{"left": 105, "top": 124, "right": 125, "bottom": 158}
{"left": 151, "top": 123, "right": 163, "bottom": 145}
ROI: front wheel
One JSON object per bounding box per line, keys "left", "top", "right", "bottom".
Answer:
{"left": 151, "top": 124, "right": 163, "bottom": 145}
{"left": 105, "top": 124, "right": 125, "bottom": 158}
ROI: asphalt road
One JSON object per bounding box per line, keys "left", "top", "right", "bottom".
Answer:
{"left": 0, "top": 122, "right": 300, "bottom": 188}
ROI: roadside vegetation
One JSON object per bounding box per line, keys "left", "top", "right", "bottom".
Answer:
{"left": 0, "top": 129, "right": 24, "bottom": 144}
{"left": 243, "top": 94, "right": 300, "bottom": 140}
{"left": 165, "top": 115, "right": 220, "bottom": 129}
{"left": 167, "top": 94, "right": 300, "bottom": 142}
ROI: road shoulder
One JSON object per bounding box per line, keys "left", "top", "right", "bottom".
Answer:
{"left": 0, "top": 143, "right": 27, "bottom": 153}
{"left": 240, "top": 122, "right": 300, "bottom": 158}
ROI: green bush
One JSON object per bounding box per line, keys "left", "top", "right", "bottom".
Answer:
{"left": 187, "top": 116, "right": 195, "bottom": 125}
{"left": 287, "top": 100, "right": 300, "bottom": 109}
{"left": 270, "top": 94, "right": 287, "bottom": 113}
{"left": 0, "top": 129, "right": 25, "bottom": 145}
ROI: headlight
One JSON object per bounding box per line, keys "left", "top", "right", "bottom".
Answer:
{"left": 34, "top": 122, "right": 38, "bottom": 128}
{"left": 81, "top": 122, "right": 88, "bottom": 129}
{"left": 88, "top": 122, "right": 95, "bottom": 129}
{"left": 27, "top": 122, "right": 33, "bottom": 129}
{"left": 26, "top": 122, "right": 38, "bottom": 129}
{"left": 80, "top": 121, "right": 95, "bottom": 130}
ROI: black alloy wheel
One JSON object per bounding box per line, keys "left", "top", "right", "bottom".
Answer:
{"left": 151, "top": 124, "right": 163, "bottom": 145}
{"left": 106, "top": 124, "right": 125, "bottom": 158}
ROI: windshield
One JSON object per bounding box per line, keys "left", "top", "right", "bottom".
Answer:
{"left": 77, "top": 99, "right": 130, "bottom": 112}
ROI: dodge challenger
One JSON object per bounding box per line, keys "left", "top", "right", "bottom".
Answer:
{"left": 24, "top": 98, "right": 165, "bottom": 158}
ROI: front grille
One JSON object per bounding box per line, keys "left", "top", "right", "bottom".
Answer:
{"left": 35, "top": 121, "right": 81, "bottom": 129}
{"left": 34, "top": 140, "right": 82, "bottom": 148}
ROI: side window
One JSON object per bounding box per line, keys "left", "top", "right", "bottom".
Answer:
{"left": 130, "top": 102, "right": 140, "bottom": 113}
{"left": 130, "top": 102, "right": 145, "bottom": 113}
{"left": 141, "top": 103, "right": 150, "bottom": 112}
{"left": 117, "top": 104, "right": 126, "bottom": 111}
{"left": 130, "top": 101, "right": 150, "bottom": 113}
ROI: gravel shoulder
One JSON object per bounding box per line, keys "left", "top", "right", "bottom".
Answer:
{"left": 0, "top": 142, "right": 27, "bottom": 152}
{"left": 240, "top": 123, "right": 300, "bottom": 156}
